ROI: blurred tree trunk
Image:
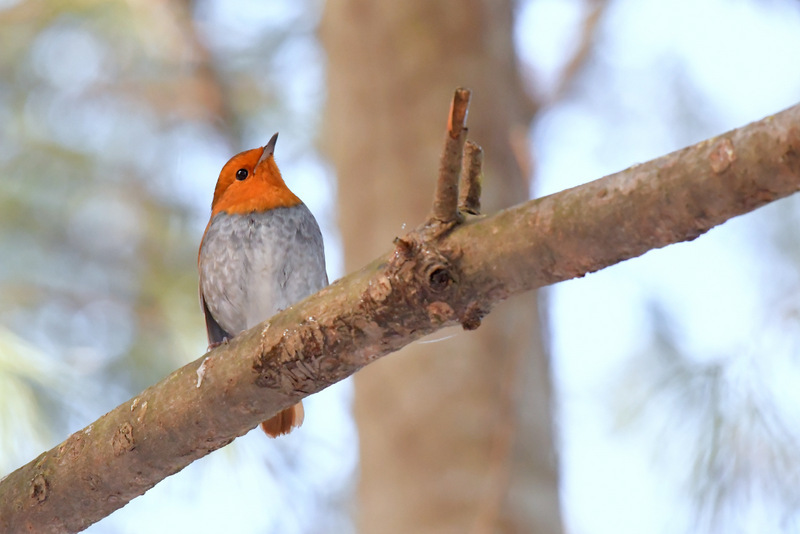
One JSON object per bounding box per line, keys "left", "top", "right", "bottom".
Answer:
{"left": 321, "top": 2, "right": 562, "bottom": 533}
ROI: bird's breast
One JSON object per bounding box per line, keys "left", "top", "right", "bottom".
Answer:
{"left": 199, "top": 204, "right": 328, "bottom": 337}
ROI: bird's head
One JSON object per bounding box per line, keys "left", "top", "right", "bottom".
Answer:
{"left": 210, "top": 133, "right": 301, "bottom": 216}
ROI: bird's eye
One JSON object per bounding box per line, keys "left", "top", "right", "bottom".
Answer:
{"left": 235, "top": 168, "right": 248, "bottom": 181}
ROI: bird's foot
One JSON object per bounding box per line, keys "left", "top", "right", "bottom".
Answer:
{"left": 207, "top": 337, "right": 229, "bottom": 351}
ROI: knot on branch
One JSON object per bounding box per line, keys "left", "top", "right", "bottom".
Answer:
{"left": 111, "top": 422, "right": 135, "bottom": 456}
{"left": 427, "top": 265, "right": 453, "bottom": 292}
{"left": 459, "top": 301, "right": 487, "bottom": 331}
{"left": 390, "top": 234, "right": 459, "bottom": 296}
{"left": 420, "top": 247, "right": 457, "bottom": 293}
{"left": 30, "top": 473, "right": 48, "bottom": 504}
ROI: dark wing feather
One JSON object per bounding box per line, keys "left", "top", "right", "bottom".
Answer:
{"left": 202, "top": 294, "right": 232, "bottom": 346}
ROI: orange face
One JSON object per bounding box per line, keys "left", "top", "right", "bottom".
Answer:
{"left": 210, "top": 142, "right": 301, "bottom": 217}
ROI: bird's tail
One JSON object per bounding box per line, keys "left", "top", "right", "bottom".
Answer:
{"left": 260, "top": 401, "right": 304, "bottom": 437}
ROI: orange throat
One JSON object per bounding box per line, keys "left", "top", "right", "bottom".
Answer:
{"left": 211, "top": 180, "right": 301, "bottom": 217}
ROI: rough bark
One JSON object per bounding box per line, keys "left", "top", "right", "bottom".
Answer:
{"left": 1, "top": 97, "right": 800, "bottom": 533}
{"left": 320, "top": 1, "right": 560, "bottom": 532}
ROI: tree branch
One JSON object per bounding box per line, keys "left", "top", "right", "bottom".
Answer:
{"left": 3, "top": 95, "right": 800, "bottom": 533}
{"left": 458, "top": 140, "right": 483, "bottom": 215}
{"left": 431, "top": 87, "right": 471, "bottom": 224}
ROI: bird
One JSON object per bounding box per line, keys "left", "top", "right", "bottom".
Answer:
{"left": 198, "top": 132, "right": 328, "bottom": 437}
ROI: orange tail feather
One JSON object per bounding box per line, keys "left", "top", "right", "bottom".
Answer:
{"left": 260, "top": 402, "right": 305, "bottom": 437}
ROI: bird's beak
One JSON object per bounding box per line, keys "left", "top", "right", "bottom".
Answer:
{"left": 258, "top": 132, "right": 279, "bottom": 165}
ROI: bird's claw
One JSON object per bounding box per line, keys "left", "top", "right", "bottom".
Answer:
{"left": 207, "top": 337, "right": 229, "bottom": 351}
